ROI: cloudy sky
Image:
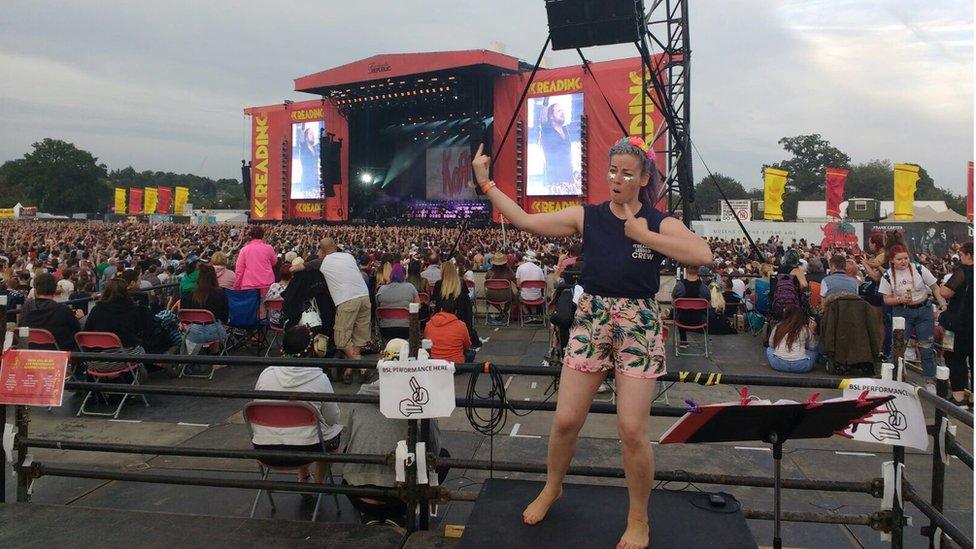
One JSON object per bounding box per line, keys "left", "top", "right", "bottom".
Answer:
{"left": 1, "top": 1, "right": 972, "bottom": 193}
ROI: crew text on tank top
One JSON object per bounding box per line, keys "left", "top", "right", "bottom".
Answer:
{"left": 581, "top": 202, "right": 668, "bottom": 299}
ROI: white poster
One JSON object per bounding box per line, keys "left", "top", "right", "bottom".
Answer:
{"left": 842, "top": 378, "right": 928, "bottom": 451}
{"left": 378, "top": 359, "right": 456, "bottom": 419}
{"left": 426, "top": 147, "right": 478, "bottom": 201}
{"left": 720, "top": 200, "right": 751, "bottom": 222}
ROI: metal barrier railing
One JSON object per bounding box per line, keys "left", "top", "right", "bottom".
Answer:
{"left": 0, "top": 308, "right": 972, "bottom": 548}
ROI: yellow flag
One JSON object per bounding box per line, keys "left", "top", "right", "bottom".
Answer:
{"left": 174, "top": 187, "right": 189, "bottom": 215}
{"left": 114, "top": 188, "right": 126, "bottom": 214}
{"left": 893, "top": 163, "right": 920, "bottom": 220}
{"left": 144, "top": 187, "right": 158, "bottom": 214}
{"left": 763, "top": 167, "right": 788, "bottom": 221}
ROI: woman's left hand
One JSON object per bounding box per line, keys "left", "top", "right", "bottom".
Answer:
{"left": 621, "top": 203, "right": 649, "bottom": 242}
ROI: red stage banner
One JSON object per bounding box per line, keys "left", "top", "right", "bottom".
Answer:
{"left": 157, "top": 187, "right": 172, "bottom": 214}
{"left": 968, "top": 161, "right": 973, "bottom": 221}
{"left": 825, "top": 167, "right": 848, "bottom": 218}
{"left": 128, "top": 188, "right": 143, "bottom": 215}
{"left": 0, "top": 349, "right": 70, "bottom": 407}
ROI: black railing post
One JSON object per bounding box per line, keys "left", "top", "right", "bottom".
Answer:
{"left": 889, "top": 319, "right": 906, "bottom": 549}
{"left": 15, "top": 327, "right": 31, "bottom": 503}
{"left": 927, "top": 365, "right": 951, "bottom": 548}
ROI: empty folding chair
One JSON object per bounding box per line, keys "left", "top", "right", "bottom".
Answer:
{"left": 225, "top": 289, "right": 267, "bottom": 354}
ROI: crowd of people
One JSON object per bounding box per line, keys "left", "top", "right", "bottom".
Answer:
{"left": 0, "top": 216, "right": 971, "bottom": 527}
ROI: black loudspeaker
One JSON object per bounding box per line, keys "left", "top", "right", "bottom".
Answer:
{"left": 322, "top": 139, "right": 341, "bottom": 198}
{"left": 545, "top": 0, "right": 644, "bottom": 51}
{"left": 241, "top": 160, "right": 251, "bottom": 202}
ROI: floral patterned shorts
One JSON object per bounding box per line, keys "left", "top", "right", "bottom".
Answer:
{"left": 563, "top": 293, "right": 666, "bottom": 379}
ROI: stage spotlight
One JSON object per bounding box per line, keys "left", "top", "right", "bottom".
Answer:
{"left": 360, "top": 173, "right": 373, "bottom": 184}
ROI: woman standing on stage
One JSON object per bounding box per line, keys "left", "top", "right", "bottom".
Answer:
{"left": 471, "top": 137, "right": 712, "bottom": 549}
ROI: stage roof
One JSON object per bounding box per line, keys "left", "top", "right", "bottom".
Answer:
{"left": 294, "top": 49, "right": 523, "bottom": 95}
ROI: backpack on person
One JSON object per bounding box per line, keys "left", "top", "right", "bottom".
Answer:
{"left": 770, "top": 273, "right": 801, "bottom": 319}
{"left": 939, "top": 268, "right": 972, "bottom": 333}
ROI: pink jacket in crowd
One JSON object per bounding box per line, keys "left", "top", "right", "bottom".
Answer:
{"left": 234, "top": 239, "right": 277, "bottom": 291}
{"left": 214, "top": 265, "right": 237, "bottom": 290}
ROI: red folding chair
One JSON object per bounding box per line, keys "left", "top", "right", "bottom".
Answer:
{"left": 26, "top": 328, "right": 59, "bottom": 350}
{"left": 178, "top": 308, "right": 226, "bottom": 379}
{"left": 375, "top": 306, "right": 411, "bottom": 340}
{"left": 74, "top": 331, "right": 149, "bottom": 418}
{"left": 484, "top": 279, "right": 513, "bottom": 326}
{"left": 263, "top": 300, "right": 285, "bottom": 357}
{"left": 518, "top": 280, "right": 548, "bottom": 326}
{"left": 672, "top": 298, "right": 710, "bottom": 358}
{"left": 243, "top": 401, "right": 340, "bottom": 521}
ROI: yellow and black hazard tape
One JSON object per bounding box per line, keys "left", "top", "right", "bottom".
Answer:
{"left": 676, "top": 371, "right": 723, "bottom": 386}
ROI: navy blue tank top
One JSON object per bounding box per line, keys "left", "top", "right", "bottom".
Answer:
{"left": 581, "top": 202, "right": 669, "bottom": 299}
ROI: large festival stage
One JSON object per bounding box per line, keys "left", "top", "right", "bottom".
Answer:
{"left": 243, "top": 49, "right": 666, "bottom": 223}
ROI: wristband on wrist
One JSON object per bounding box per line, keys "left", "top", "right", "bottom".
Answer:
{"left": 479, "top": 180, "right": 497, "bottom": 194}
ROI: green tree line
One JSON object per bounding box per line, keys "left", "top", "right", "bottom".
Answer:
{"left": 692, "top": 134, "right": 967, "bottom": 220}
{"left": 0, "top": 139, "right": 247, "bottom": 214}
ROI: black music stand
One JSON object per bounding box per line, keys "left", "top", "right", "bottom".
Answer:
{"left": 660, "top": 389, "right": 893, "bottom": 549}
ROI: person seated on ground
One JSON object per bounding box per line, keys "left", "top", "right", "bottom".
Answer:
{"left": 707, "top": 280, "right": 737, "bottom": 335}
{"left": 423, "top": 298, "right": 474, "bottom": 363}
{"left": 515, "top": 250, "right": 546, "bottom": 319}
{"left": 83, "top": 278, "right": 153, "bottom": 374}
{"left": 179, "top": 263, "right": 228, "bottom": 354}
{"left": 375, "top": 263, "right": 417, "bottom": 341}
{"left": 820, "top": 253, "right": 859, "bottom": 307}
{"left": 251, "top": 326, "right": 342, "bottom": 485}
{"left": 720, "top": 275, "right": 743, "bottom": 321}
{"left": 340, "top": 375, "right": 449, "bottom": 526}
{"left": 432, "top": 260, "right": 478, "bottom": 347}
{"left": 671, "top": 265, "right": 711, "bottom": 348}
{"left": 18, "top": 272, "right": 82, "bottom": 350}
{"left": 766, "top": 306, "right": 819, "bottom": 373}
{"left": 768, "top": 251, "right": 808, "bottom": 321}
{"left": 211, "top": 251, "right": 237, "bottom": 290}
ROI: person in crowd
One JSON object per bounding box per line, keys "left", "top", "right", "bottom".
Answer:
{"left": 18, "top": 272, "right": 82, "bottom": 350}
{"left": 179, "top": 257, "right": 200, "bottom": 294}
{"left": 140, "top": 263, "right": 162, "bottom": 288}
{"left": 553, "top": 243, "right": 581, "bottom": 284}
{"left": 878, "top": 244, "right": 947, "bottom": 392}
{"left": 375, "top": 263, "right": 418, "bottom": 340}
{"left": 484, "top": 252, "right": 517, "bottom": 321}
{"left": 309, "top": 237, "right": 372, "bottom": 383}
{"left": 939, "top": 242, "right": 973, "bottom": 408}
{"left": 251, "top": 326, "right": 342, "bottom": 485}
{"left": 516, "top": 250, "right": 546, "bottom": 318}
{"left": 820, "top": 253, "right": 860, "bottom": 305}
{"left": 424, "top": 299, "right": 473, "bottom": 363}
{"left": 83, "top": 278, "right": 153, "bottom": 373}
{"left": 121, "top": 269, "right": 150, "bottom": 308}
{"left": 432, "top": 261, "right": 478, "bottom": 347}
{"left": 420, "top": 253, "right": 442, "bottom": 289}
{"left": 100, "top": 257, "right": 119, "bottom": 290}
{"left": 234, "top": 226, "right": 277, "bottom": 298}
{"left": 55, "top": 268, "right": 75, "bottom": 303}
{"left": 373, "top": 258, "right": 393, "bottom": 292}
{"left": 766, "top": 306, "right": 819, "bottom": 373}
{"left": 340, "top": 350, "right": 449, "bottom": 526}
{"left": 211, "top": 251, "right": 237, "bottom": 290}
{"left": 472, "top": 136, "right": 712, "bottom": 548}
{"left": 264, "top": 264, "right": 293, "bottom": 326}
{"left": 406, "top": 259, "right": 426, "bottom": 294}
{"left": 671, "top": 266, "right": 711, "bottom": 348}
{"left": 179, "top": 263, "right": 228, "bottom": 355}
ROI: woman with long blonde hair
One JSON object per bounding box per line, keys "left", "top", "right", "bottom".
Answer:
{"left": 432, "top": 260, "right": 478, "bottom": 345}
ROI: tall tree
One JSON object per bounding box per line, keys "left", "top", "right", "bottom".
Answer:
{"left": 692, "top": 173, "right": 750, "bottom": 216}
{"left": 0, "top": 139, "right": 110, "bottom": 213}
{"left": 770, "top": 134, "right": 851, "bottom": 220}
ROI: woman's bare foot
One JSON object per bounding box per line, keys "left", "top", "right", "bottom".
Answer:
{"left": 616, "top": 516, "right": 649, "bottom": 549}
{"left": 522, "top": 485, "right": 562, "bottom": 525}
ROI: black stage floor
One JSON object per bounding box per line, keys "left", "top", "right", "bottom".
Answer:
{"left": 458, "top": 479, "right": 757, "bottom": 549}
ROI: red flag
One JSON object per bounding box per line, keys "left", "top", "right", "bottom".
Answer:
{"left": 128, "top": 188, "right": 143, "bottom": 215}
{"left": 157, "top": 187, "right": 172, "bottom": 214}
{"left": 968, "top": 161, "right": 973, "bottom": 222}
{"left": 825, "top": 167, "right": 848, "bottom": 219}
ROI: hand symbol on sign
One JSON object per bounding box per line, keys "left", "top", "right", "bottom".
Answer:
{"left": 885, "top": 401, "right": 907, "bottom": 432}
{"left": 410, "top": 376, "right": 429, "bottom": 405}
{"left": 869, "top": 421, "right": 903, "bottom": 442}
{"left": 399, "top": 399, "right": 423, "bottom": 417}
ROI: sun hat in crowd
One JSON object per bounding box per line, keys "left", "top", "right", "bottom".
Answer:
{"left": 491, "top": 253, "right": 508, "bottom": 266}
{"left": 284, "top": 251, "right": 298, "bottom": 263}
